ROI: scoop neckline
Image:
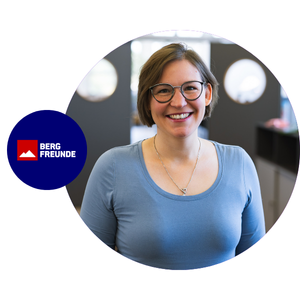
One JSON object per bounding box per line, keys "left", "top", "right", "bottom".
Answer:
{"left": 137, "top": 139, "right": 223, "bottom": 201}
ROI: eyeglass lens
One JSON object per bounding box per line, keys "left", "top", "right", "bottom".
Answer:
{"left": 151, "top": 81, "right": 203, "bottom": 102}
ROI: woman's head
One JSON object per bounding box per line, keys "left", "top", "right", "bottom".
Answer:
{"left": 137, "top": 43, "right": 219, "bottom": 127}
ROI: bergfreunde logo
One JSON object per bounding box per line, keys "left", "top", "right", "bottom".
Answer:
{"left": 7, "top": 110, "right": 87, "bottom": 190}
{"left": 17, "top": 140, "right": 38, "bottom": 161}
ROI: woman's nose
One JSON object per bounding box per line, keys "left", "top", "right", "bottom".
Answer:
{"left": 170, "top": 87, "right": 187, "bottom": 108}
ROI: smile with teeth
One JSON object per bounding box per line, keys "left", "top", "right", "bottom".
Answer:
{"left": 168, "top": 113, "right": 191, "bottom": 120}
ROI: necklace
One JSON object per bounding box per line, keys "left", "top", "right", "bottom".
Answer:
{"left": 153, "top": 135, "right": 201, "bottom": 196}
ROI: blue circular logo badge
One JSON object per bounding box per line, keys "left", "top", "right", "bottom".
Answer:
{"left": 7, "top": 110, "right": 87, "bottom": 190}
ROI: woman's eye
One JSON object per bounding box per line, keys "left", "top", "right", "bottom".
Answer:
{"left": 157, "top": 88, "right": 171, "bottom": 94}
{"left": 184, "top": 85, "right": 197, "bottom": 91}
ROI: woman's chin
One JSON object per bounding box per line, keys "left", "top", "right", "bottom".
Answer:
{"left": 167, "top": 128, "right": 197, "bottom": 139}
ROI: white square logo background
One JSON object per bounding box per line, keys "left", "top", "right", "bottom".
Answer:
{"left": 1, "top": 1, "right": 299, "bottom": 300}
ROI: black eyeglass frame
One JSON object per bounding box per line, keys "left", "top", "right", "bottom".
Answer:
{"left": 149, "top": 80, "right": 206, "bottom": 103}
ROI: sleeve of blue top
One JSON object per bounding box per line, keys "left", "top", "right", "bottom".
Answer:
{"left": 235, "top": 149, "right": 266, "bottom": 255}
{"left": 80, "top": 150, "right": 117, "bottom": 249}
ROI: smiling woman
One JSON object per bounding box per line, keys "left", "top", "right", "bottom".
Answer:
{"left": 80, "top": 43, "right": 265, "bottom": 270}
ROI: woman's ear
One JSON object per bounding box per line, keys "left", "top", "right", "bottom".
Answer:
{"left": 205, "top": 83, "right": 212, "bottom": 106}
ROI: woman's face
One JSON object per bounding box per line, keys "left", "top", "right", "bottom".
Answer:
{"left": 150, "top": 59, "right": 212, "bottom": 139}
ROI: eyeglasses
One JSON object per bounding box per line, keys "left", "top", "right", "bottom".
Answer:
{"left": 149, "top": 81, "right": 206, "bottom": 103}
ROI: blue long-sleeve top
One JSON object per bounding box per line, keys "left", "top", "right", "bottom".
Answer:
{"left": 80, "top": 140, "right": 265, "bottom": 270}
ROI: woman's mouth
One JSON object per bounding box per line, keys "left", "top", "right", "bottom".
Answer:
{"left": 167, "top": 113, "right": 192, "bottom": 120}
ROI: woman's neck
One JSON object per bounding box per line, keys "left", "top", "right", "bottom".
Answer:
{"left": 153, "top": 131, "right": 201, "bottom": 162}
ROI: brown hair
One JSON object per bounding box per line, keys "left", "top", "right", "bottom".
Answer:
{"left": 137, "top": 43, "right": 219, "bottom": 127}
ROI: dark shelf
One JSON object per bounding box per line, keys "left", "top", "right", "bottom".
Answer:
{"left": 256, "top": 123, "right": 299, "bottom": 174}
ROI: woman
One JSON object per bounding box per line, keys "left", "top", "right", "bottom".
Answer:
{"left": 80, "top": 43, "right": 265, "bottom": 270}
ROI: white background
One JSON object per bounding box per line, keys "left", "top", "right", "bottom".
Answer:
{"left": 1, "top": 1, "right": 299, "bottom": 299}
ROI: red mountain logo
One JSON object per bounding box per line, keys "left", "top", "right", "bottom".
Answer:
{"left": 17, "top": 140, "right": 38, "bottom": 161}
